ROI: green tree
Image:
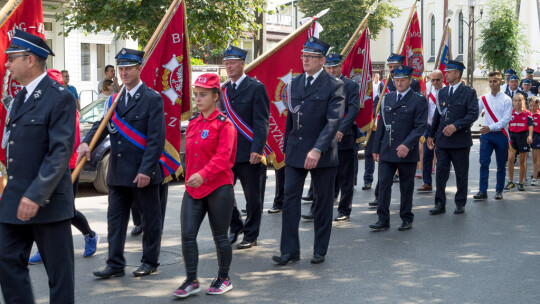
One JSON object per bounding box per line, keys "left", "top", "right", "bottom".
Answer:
{"left": 295, "top": 0, "right": 400, "bottom": 52}
{"left": 477, "top": 0, "right": 527, "bottom": 72}
{"left": 54, "top": 0, "right": 265, "bottom": 61}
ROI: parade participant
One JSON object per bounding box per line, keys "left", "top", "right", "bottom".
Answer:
{"left": 520, "top": 79, "right": 536, "bottom": 100}
{"left": 369, "top": 65, "right": 427, "bottom": 231}
{"left": 173, "top": 73, "right": 237, "bottom": 298}
{"left": 80, "top": 48, "right": 166, "bottom": 278}
{"left": 506, "top": 75, "right": 527, "bottom": 101}
{"left": 268, "top": 166, "right": 285, "bottom": 214}
{"left": 417, "top": 70, "right": 445, "bottom": 192}
{"left": 426, "top": 61, "right": 478, "bottom": 215}
{"left": 504, "top": 94, "right": 533, "bottom": 191}
{"left": 530, "top": 97, "right": 540, "bottom": 185}
{"left": 0, "top": 29, "right": 76, "bottom": 303}
{"left": 520, "top": 68, "right": 539, "bottom": 95}
{"left": 501, "top": 69, "right": 516, "bottom": 94}
{"left": 222, "top": 46, "right": 270, "bottom": 250}
{"left": 474, "top": 71, "right": 513, "bottom": 200}
{"left": 272, "top": 37, "right": 345, "bottom": 265}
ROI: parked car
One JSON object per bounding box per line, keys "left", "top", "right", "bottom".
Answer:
{"left": 78, "top": 97, "right": 188, "bottom": 193}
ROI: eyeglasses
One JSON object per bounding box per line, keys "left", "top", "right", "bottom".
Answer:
{"left": 431, "top": 79, "right": 441, "bottom": 81}
{"left": 300, "top": 54, "right": 323, "bottom": 60}
{"left": 7, "top": 54, "right": 29, "bottom": 62}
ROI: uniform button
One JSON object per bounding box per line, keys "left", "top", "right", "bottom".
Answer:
{"left": 300, "top": 113, "right": 303, "bottom": 116}
{"left": 117, "top": 153, "right": 121, "bottom": 157}
{"left": 205, "top": 179, "right": 208, "bottom": 182}
{"left": 301, "top": 101, "right": 304, "bottom": 104}
{"left": 31, "top": 119, "right": 35, "bottom": 123}
{"left": 118, "top": 141, "right": 121, "bottom": 144}
{"left": 136, "top": 115, "right": 139, "bottom": 119}
{"left": 203, "top": 120, "right": 206, "bottom": 122}
{"left": 199, "top": 130, "right": 202, "bottom": 133}
{"left": 12, "top": 123, "right": 16, "bottom": 127}
{"left": 195, "top": 166, "right": 197, "bottom": 169}
{"left": 122, "top": 117, "right": 125, "bottom": 119}
{"left": 9, "top": 158, "right": 13, "bottom": 163}
{"left": 299, "top": 137, "right": 303, "bottom": 140}
{"left": 9, "top": 141, "right": 14, "bottom": 145}
{"left": 392, "top": 121, "right": 394, "bottom": 123}
{"left": 45, "top": 199, "right": 50, "bottom": 203}
{"left": 195, "top": 141, "right": 198, "bottom": 144}
{"left": 8, "top": 176, "right": 13, "bottom": 180}
{"left": 195, "top": 154, "right": 197, "bottom": 157}
{"left": 152, "top": 172, "right": 155, "bottom": 175}
{"left": 299, "top": 125, "right": 302, "bottom": 128}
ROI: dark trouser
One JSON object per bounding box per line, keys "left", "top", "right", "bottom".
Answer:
{"left": 107, "top": 184, "right": 162, "bottom": 268}
{"left": 260, "top": 167, "right": 267, "bottom": 210}
{"left": 479, "top": 132, "right": 508, "bottom": 193}
{"left": 353, "top": 143, "right": 359, "bottom": 184}
{"left": 364, "top": 135, "right": 375, "bottom": 184}
{"left": 129, "top": 182, "right": 167, "bottom": 228}
{"left": 308, "top": 176, "right": 339, "bottom": 213}
{"left": 336, "top": 149, "right": 356, "bottom": 215}
{"left": 0, "top": 220, "right": 74, "bottom": 304}
{"left": 181, "top": 185, "right": 235, "bottom": 281}
{"left": 377, "top": 161, "right": 416, "bottom": 223}
{"left": 273, "top": 167, "right": 285, "bottom": 209}
{"left": 230, "top": 162, "right": 264, "bottom": 242}
{"left": 435, "top": 147, "right": 471, "bottom": 207}
{"left": 281, "top": 165, "right": 337, "bottom": 256}
{"left": 422, "top": 125, "right": 435, "bottom": 186}
{"left": 131, "top": 200, "right": 142, "bottom": 227}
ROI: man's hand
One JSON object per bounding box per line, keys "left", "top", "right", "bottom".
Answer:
{"left": 186, "top": 173, "right": 204, "bottom": 188}
{"left": 396, "top": 144, "right": 410, "bottom": 158}
{"left": 427, "top": 137, "right": 435, "bottom": 150}
{"left": 373, "top": 153, "right": 379, "bottom": 162}
{"left": 480, "top": 125, "right": 490, "bottom": 135}
{"left": 17, "top": 197, "right": 39, "bottom": 221}
{"left": 250, "top": 152, "right": 263, "bottom": 164}
{"left": 133, "top": 173, "right": 151, "bottom": 188}
{"left": 442, "top": 124, "right": 457, "bottom": 136}
{"left": 304, "top": 149, "right": 321, "bottom": 170}
{"left": 78, "top": 142, "right": 91, "bottom": 163}
{"left": 336, "top": 131, "right": 344, "bottom": 142}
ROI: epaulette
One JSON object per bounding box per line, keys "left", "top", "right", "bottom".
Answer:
{"left": 149, "top": 88, "right": 161, "bottom": 96}
{"left": 189, "top": 112, "right": 200, "bottom": 121}
{"left": 217, "top": 114, "right": 226, "bottom": 122}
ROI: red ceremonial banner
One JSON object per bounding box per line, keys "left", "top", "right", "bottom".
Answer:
{"left": 439, "top": 28, "right": 453, "bottom": 86}
{"left": 0, "top": 0, "right": 44, "bottom": 166}
{"left": 246, "top": 22, "right": 318, "bottom": 168}
{"left": 140, "top": 0, "right": 191, "bottom": 181}
{"left": 401, "top": 11, "right": 426, "bottom": 93}
{"left": 341, "top": 27, "right": 373, "bottom": 141}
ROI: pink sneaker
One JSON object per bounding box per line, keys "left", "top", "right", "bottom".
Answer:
{"left": 415, "top": 169, "right": 422, "bottom": 178}
{"left": 206, "top": 277, "right": 233, "bottom": 295}
{"left": 173, "top": 280, "right": 200, "bottom": 298}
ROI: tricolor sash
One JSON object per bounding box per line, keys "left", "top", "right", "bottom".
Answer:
{"left": 481, "top": 95, "right": 511, "bottom": 144}
{"left": 221, "top": 86, "right": 273, "bottom": 157}
{"left": 381, "top": 80, "right": 390, "bottom": 94}
{"left": 107, "top": 95, "right": 181, "bottom": 177}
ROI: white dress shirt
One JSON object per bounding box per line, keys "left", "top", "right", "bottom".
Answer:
{"left": 231, "top": 73, "right": 247, "bottom": 89}
{"left": 478, "top": 91, "right": 513, "bottom": 132}
{"left": 23, "top": 72, "right": 48, "bottom": 103}
{"left": 447, "top": 82, "right": 461, "bottom": 96}
{"left": 426, "top": 81, "right": 444, "bottom": 125}
{"left": 125, "top": 80, "right": 143, "bottom": 106}
{"left": 305, "top": 68, "right": 324, "bottom": 86}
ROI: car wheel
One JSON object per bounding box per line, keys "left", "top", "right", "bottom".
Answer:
{"left": 93, "top": 153, "right": 109, "bottom": 194}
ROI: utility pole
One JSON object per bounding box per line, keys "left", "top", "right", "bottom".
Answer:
{"left": 466, "top": 1, "right": 475, "bottom": 86}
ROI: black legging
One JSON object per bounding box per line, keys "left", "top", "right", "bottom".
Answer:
{"left": 70, "top": 171, "right": 94, "bottom": 237}
{"left": 181, "top": 185, "right": 234, "bottom": 281}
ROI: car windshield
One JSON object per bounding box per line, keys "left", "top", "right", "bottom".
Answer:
{"left": 80, "top": 97, "right": 107, "bottom": 123}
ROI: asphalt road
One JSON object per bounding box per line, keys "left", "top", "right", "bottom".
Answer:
{"left": 4, "top": 138, "right": 540, "bottom": 304}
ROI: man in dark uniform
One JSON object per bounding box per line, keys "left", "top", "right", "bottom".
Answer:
{"left": 520, "top": 68, "right": 539, "bottom": 95}
{"left": 222, "top": 46, "right": 270, "bottom": 250}
{"left": 272, "top": 37, "right": 345, "bottom": 265}
{"left": 0, "top": 30, "right": 76, "bottom": 303}
{"left": 369, "top": 65, "right": 427, "bottom": 231}
{"left": 506, "top": 74, "right": 527, "bottom": 101}
{"left": 426, "top": 60, "right": 479, "bottom": 215}
{"left": 501, "top": 69, "right": 516, "bottom": 93}
{"left": 80, "top": 48, "right": 166, "bottom": 278}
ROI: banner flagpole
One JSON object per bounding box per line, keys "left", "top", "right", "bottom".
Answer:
{"left": 434, "top": 18, "right": 451, "bottom": 71}
{"left": 365, "top": 0, "right": 419, "bottom": 143}
{"left": 0, "top": 0, "right": 20, "bottom": 26}
{"left": 340, "top": 1, "right": 379, "bottom": 57}
{"left": 71, "top": 0, "right": 182, "bottom": 183}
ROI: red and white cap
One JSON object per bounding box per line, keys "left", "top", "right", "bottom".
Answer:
{"left": 192, "top": 73, "right": 220, "bottom": 89}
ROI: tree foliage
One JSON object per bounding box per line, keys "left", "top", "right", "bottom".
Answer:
{"left": 477, "top": 0, "right": 527, "bottom": 72}
{"left": 54, "top": 0, "right": 265, "bottom": 60}
{"left": 296, "top": 0, "right": 400, "bottom": 53}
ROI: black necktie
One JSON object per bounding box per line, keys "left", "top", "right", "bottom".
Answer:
{"left": 511, "top": 91, "right": 514, "bottom": 98}
{"left": 14, "top": 87, "right": 27, "bottom": 114}
{"left": 126, "top": 93, "right": 132, "bottom": 107}
{"left": 232, "top": 83, "right": 237, "bottom": 90}
{"left": 306, "top": 76, "right": 314, "bottom": 89}
{"left": 397, "top": 94, "right": 402, "bottom": 102}
{"left": 449, "top": 86, "right": 454, "bottom": 96}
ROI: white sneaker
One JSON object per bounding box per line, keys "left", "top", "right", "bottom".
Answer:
{"left": 531, "top": 179, "right": 537, "bottom": 186}
{"left": 415, "top": 169, "right": 422, "bottom": 178}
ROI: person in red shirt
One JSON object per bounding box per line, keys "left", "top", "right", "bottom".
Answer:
{"left": 173, "top": 73, "right": 237, "bottom": 298}
{"left": 505, "top": 94, "right": 534, "bottom": 191}
{"left": 530, "top": 96, "right": 540, "bottom": 185}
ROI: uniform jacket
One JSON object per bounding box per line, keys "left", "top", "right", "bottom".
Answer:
{"left": 373, "top": 78, "right": 421, "bottom": 116}
{"left": 338, "top": 75, "right": 360, "bottom": 150}
{"left": 428, "top": 83, "right": 479, "bottom": 148}
{"left": 83, "top": 82, "right": 165, "bottom": 187}
{"left": 373, "top": 90, "right": 427, "bottom": 163}
{"left": 284, "top": 70, "right": 345, "bottom": 168}
{"left": 520, "top": 78, "right": 540, "bottom": 95}
{"left": 224, "top": 76, "right": 270, "bottom": 163}
{"left": 0, "top": 76, "right": 76, "bottom": 224}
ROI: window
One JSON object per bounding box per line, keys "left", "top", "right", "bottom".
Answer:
{"left": 44, "top": 22, "right": 53, "bottom": 31}
{"left": 458, "top": 12, "right": 464, "bottom": 55}
{"left": 96, "top": 44, "right": 105, "bottom": 81}
{"left": 430, "top": 16, "right": 435, "bottom": 57}
{"left": 241, "top": 40, "right": 254, "bottom": 63}
{"left": 81, "top": 43, "right": 91, "bottom": 81}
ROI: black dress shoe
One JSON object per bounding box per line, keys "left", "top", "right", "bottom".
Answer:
{"left": 302, "top": 196, "right": 314, "bottom": 201}
{"left": 368, "top": 199, "right": 379, "bottom": 207}
{"left": 454, "top": 206, "right": 465, "bottom": 214}
{"left": 334, "top": 213, "right": 350, "bottom": 221}
{"left": 473, "top": 191, "right": 488, "bottom": 200}
{"left": 429, "top": 203, "right": 446, "bottom": 215}
{"left": 301, "top": 212, "right": 314, "bottom": 220}
{"left": 228, "top": 230, "right": 242, "bottom": 245}
{"left": 133, "top": 263, "right": 158, "bottom": 277}
{"left": 272, "top": 254, "right": 300, "bottom": 265}
{"left": 398, "top": 221, "right": 412, "bottom": 231}
{"left": 131, "top": 225, "right": 143, "bottom": 237}
{"left": 494, "top": 192, "right": 503, "bottom": 200}
{"left": 310, "top": 254, "right": 325, "bottom": 264}
{"left": 362, "top": 183, "right": 372, "bottom": 190}
{"left": 369, "top": 221, "right": 389, "bottom": 231}
{"left": 237, "top": 240, "right": 257, "bottom": 249}
{"left": 268, "top": 207, "right": 282, "bottom": 214}
{"left": 93, "top": 266, "right": 125, "bottom": 279}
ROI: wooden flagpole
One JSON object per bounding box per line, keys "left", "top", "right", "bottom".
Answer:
{"left": 71, "top": 0, "right": 182, "bottom": 183}
{"left": 245, "top": 8, "right": 329, "bottom": 73}
{"left": 365, "top": 0, "right": 419, "bottom": 143}
{"left": 340, "top": 1, "right": 379, "bottom": 57}
{"left": 0, "top": 0, "right": 20, "bottom": 27}
{"left": 434, "top": 18, "right": 451, "bottom": 71}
